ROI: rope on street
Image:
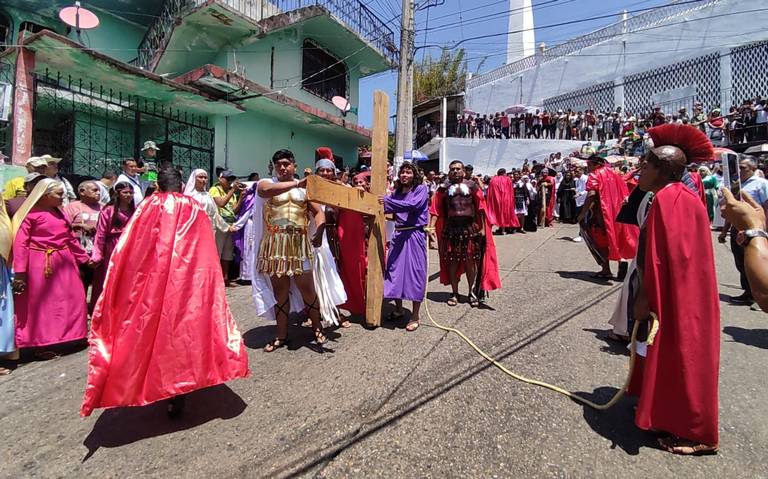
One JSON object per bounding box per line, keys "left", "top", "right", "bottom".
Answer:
{"left": 422, "top": 229, "right": 639, "bottom": 411}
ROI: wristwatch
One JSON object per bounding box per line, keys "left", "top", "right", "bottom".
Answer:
{"left": 738, "top": 229, "right": 768, "bottom": 246}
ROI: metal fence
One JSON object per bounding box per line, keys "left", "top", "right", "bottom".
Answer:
{"left": 32, "top": 69, "right": 214, "bottom": 178}
{"left": 133, "top": 0, "right": 397, "bottom": 71}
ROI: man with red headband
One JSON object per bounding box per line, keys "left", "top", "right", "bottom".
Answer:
{"left": 628, "top": 123, "right": 719, "bottom": 455}
{"left": 577, "top": 154, "right": 637, "bottom": 279}
{"left": 431, "top": 160, "right": 500, "bottom": 306}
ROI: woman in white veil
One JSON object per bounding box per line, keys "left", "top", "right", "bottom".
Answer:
{"left": 183, "top": 169, "right": 230, "bottom": 233}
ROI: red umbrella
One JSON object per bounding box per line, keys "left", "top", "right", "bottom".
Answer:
{"left": 505, "top": 104, "right": 528, "bottom": 114}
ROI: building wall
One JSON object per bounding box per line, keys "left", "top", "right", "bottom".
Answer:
{"left": 212, "top": 29, "right": 360, "bottom": 123}
{"left": 214, "top": 112, "right": 359, "bottom": 176}
{"left": 67, "top": 9, "right": 146, "bottom": 64}
{"left": 466, "top": 0, "right": 768, "bottom": 115}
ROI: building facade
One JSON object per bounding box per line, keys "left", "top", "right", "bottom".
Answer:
{"left": 0, "top": 0, "right": 397, "bottom": 177}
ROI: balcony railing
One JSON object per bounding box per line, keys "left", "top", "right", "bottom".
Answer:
{"left": 467, "top": 0, "right": 721, "bottom": 90}
{"left": 132, "top": 0, "right": 398, "bottom": 71}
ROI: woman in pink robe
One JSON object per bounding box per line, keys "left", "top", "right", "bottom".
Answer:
{"left": 90, "top": 182, "right": 135, "bottom": 311}
{"left": 12, "top": 179, "right": 89, "bottom": 354}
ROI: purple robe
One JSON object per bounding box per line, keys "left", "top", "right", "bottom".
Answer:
{"left": 383, "top": 184, "right": 429, "bottom": 302}
{"left": 233, "top": 187, "right": 256, "bottom": 261}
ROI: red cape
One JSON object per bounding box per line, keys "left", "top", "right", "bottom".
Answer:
{"left": 628, "top": 183, "right": 720, "bottom": 446}
{"left": 81, "top": 193, "right": 249, "bottom": 416}
{"left": 586, "top": 165, "right": 638, "bottom": 260}
{"left": 430, "top": 185, "right": 501, "bottom": 292}
{"left": 689, "top": 171, "right": 707, "bottom": 206}
{"left": 485, "top": 175, "right": 520, "bottom": 228}
{"left": 540, "top": 175, "right": 556, "bottom": 223}
{"left": 337, "top": 209, "right": 367, "bottom": 315}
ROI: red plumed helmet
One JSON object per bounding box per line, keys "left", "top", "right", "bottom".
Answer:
{"left": 315, "top": 146, "right": 334, "bottom": 160}
{"left": 646, "top": 124, "right": 714, "bottom": 165}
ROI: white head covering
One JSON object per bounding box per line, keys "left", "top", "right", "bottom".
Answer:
{"left": 12, "top": 178, "right": 62, "bottom": 235}
{"left": 184, "top": 169, "right": 208, "bottom": 196}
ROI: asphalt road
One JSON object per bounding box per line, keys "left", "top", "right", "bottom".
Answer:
{"left": 1, "top": 223, "right": 767, "bottom": 478}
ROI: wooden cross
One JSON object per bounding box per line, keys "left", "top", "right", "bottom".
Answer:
{"left": 306, "top": 91, "right": 389, "bottom": 328}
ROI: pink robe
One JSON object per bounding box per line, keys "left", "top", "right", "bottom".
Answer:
{"left": 13, "top": 208, "right": 89, "bottom": 347}
{"left": 90, "top": 206, "right": 130, "bottom": 312}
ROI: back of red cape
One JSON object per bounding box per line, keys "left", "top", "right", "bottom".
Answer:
{"left": 430, "top": 187, "right": 501, "bottom": 291}
{"left": 485, "top": 176, "right": 520, "bottom": 228}
{"left": 629, "top": 183, "right": 720, "bottom": 446}
{"left": 588, "top": 165, "right": 638, "bottom": 260}
{"left": 81, "top": 193, "right": 249, "bottom": 417}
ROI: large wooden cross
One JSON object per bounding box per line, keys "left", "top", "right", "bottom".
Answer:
{"left": 306, "top": 91, "right": 389, "bottom": 328}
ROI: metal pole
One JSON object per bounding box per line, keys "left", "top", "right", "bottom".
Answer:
{"left": 394, "top": 0, "right": 414, "bottom": 166}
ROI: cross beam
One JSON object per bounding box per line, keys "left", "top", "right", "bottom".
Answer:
{"left": 306, "top": 91, "right": 389, "bottom": 327}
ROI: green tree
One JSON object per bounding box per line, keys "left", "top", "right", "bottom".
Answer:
{"left": 414, "top": 48, "right": 467, "bottom": 103}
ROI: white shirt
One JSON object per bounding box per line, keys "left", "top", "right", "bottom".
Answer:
{"left": 96, "top": 181, "right": 110, "bottom": 206}
{"left": 117, "top": 172, "right": 144, "bottom": 206}
{"left": 575, "top": 174, "right": 589, "bottom": 207}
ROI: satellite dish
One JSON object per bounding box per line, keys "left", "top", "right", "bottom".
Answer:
{"left": 59, "top": 2, "right": 100, "bottom": 31}
{"left": 332, "top": 96, "right": 352, "bottom": 116}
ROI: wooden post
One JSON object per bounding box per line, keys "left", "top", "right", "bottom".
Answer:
{"left": 11, "top": 38, "right": 35, "bottom": 165}
{"left": 365, "top": 91, "right": 389, "bottom": 327}
{"left": 306, "top": 91, "right": 389, "bottom": 328}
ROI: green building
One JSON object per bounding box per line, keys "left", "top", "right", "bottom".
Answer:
{"left": 0, "top": 1, "right": 397, "bottom": 177}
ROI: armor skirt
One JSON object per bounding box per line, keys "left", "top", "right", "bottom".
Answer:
{"left": 442, "top": 217, "right": 481, "bottom": 263}
{"left": 257, "top": 225, "right": 313, "bottom": 277}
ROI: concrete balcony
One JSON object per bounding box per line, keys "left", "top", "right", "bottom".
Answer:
{"left": 133, "top": 0, "right": 398, "bottom": 74}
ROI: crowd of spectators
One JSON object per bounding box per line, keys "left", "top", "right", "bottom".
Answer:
{"left": 442, "top": 98, "right": 768, "bottom": 148}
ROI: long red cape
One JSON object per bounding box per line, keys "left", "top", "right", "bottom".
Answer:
{"left": 81, "top": 193, "right": 249, "bottom": 416}
{"left": 485, "top": 175, "right": 520, "bottom": 228}
{"left": 430, "top": 186, "right": 501, "bottom": 291}
{"left": 586, "top": 165, "right": 638, "bottom": 260}
{"left": 629, "top": 183, "right": 720, "bottom": 446}
{"left": 337, "top": 209, "right": 367, "bottom": 315}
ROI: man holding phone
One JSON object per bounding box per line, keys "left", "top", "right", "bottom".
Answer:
{"left": 210, "top": 170, "right": 244, "bottom": 286}
{"left": 719, "top": 155, "right": 768, "bottom": 305}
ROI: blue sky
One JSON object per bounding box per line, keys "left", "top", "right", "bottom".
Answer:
{"left": 358, "top": 0, "right": 669, "bottom": 128}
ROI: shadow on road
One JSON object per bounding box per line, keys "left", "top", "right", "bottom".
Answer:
{"left": 583, "top": 328, "right": 630, "bottom": 357}
{"left": 577, "top": 387, "right": 655, "bottom": 455}
{"left": 556, "top": 270, "right": 614, "bottom": 285}
{"left": 82, "top": 385, "right": 246, "bottom": 461}
{"left": 723, "top": 326, "right": 768, "bottom": 350}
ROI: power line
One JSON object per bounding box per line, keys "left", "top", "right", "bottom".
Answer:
{"left": 419, "top": 0, "right": 704, "bottom": 36}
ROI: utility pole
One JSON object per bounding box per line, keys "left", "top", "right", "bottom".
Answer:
{"left": 394, "top": 0, "right": 415, "bottom": 166}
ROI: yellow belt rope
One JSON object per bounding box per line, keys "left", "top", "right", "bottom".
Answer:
{"left": 422, "top": 227, "right": 640, "bottom": 411}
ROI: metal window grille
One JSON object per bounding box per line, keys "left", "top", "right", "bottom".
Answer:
{"left": 542, "top": 81, "right": 615, "bottom": 113}
{"left": 731, "top": 40, "right": 768, "bottom": 105}
{"left": 0, "top": 60, "right": 14, "bottom": 163}
{"left": 624, "top": 53, "right": 720, "bottom": 115}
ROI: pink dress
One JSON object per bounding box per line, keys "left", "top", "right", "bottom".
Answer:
{"left": 13, "top": 208, "right": 89, "bottom": 347}
{"left": 90, "top": 206, "right": 130, "bottom": 311}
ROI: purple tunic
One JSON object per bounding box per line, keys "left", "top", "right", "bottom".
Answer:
{"left": 383, "top": 184, "right": 429, "bottom": 302}
{"left": 233, "top": 187, "right": 256, "bottom": 257}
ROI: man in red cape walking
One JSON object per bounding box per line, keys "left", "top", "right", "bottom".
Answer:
{"left": 336, "top": 171, "right": 370, "bottom": 316}
{"left": 431, "top": 160, "right": 500, "bottom": 307}
{"left": 81, "top": 168, "right": 249, "bottom": 418}
{"left": 629, "top": 123, "right": 720, "bottom": 455}
{"left": 577, "top": 154, "right": 638, "bottom": 279}
{"left": 486, "top": 168, "right": 520, "bottom": 235}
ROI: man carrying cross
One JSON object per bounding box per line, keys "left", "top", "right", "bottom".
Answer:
{"left": 431, "top": 160, "right": 501, "bottom": 307}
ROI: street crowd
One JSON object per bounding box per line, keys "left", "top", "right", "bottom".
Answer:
{"left": 1, "top": 122, "right": 767, "bottom": 458}
{"left": 449, "top": 98, "right": 768, "bottom": 149}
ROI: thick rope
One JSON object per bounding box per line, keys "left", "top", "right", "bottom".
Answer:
{"left": 422, "top": 228, "right": 639, "bottom": 410}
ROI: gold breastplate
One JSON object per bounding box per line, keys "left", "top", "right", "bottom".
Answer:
{"left": 265, "top": 188, "right": 308, "bottom": 227}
